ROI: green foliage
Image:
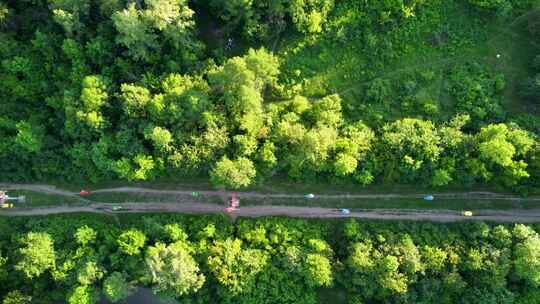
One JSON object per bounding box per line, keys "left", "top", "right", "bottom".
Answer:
{"left": 380, "top": 118, "right": 441, "bottom": 181}
{"left": 302, "top": 253, "right": 333, "bottom": 287}
{"left": 67, "top": 285, "right": 97, "bottom": 304}
{"left": 0, "top": 0, "right": 538, "bottom": 193}
{"left": 210, "top": 156, "right": 257, "bottom": 189}
{"left": 14, "top": 122, "right": 43, "bottom": 153}
{"left": 514, "top": 230, "right": 540, "bottom": 286}
{"left": 3, "top": 215, "right": 540, "bottom": 303}
{"left": 15, "top": 232, "right": 56, "bottom": 279}
{"left": 103, "top": 272, "right": 131, "bottom": 302}
{"left": 2, "top": 291, "right": 31, "bottom": 304}
{"left": 289, "top": 0, "right": 334, "bottom": 34}
{"left": 112, "top": 0, "right": 200, "bottom": 63}
{"left": 0, "top": 3, "right": 8, "bottom": 26}
{"left": 208, "top": 238, "right": 268, "bottom": 295}
{"left": 475, "top": 123, "right": 534, "bottom": 186}
{"left": 74, "top": 226, "right": 96, "bottom": 246}
{"left": 145, "top": 241, "right": 205, "bottom": 298}
{"left": 448, "top": 63, "right": 506, "bottom": 128}
{"left": 207, "top": 0, "right": 333, "bottom": 40}
{"left": 117, "top": 229, "right": 146, "bottom": 256}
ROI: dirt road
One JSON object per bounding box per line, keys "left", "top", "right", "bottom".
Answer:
{"left": 2, "top": 183, "right": 537, "bottom": 201}
{"left": 2, "top": 183, "right": 540, "bottom": 222}
{"left": 3, "top": 202, "right": 540, "bottom": 222}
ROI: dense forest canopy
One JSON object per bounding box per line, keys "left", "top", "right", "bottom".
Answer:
{"left": 0, "top": 0, "right": 539, "bottom": 193}
{"left": 1, "top": 215, "right": 540, "bottom": 303}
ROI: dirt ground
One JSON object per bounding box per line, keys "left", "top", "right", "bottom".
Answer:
{"left": 1, "top": 183, "right": 540, "bottom": 222}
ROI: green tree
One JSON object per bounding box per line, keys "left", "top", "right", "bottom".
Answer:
{"left": 0, "top": 3, "right": 8, "bottom": 26}
{"left": 422, "top": 246, "right": 447, "bottom": 273}
{"left": 307, "top": 94, "right": 342, "bottom": 128}
{"left": 15, "top": 232, "right": 56, "bottom": 279}
{"left": 112, "top": 4, "right": 158, "bottom": 62}
{"left": 145, "top": 126, "right": 172, "bottom": 152}
{"left": 50, "top": 0, "right": 91, "bottom": 37}
{"left": 293, "top": 126, "right": 338, "bottom": 174}
{"left": 476, "top": 123, "right": 535, "bottom": 185}
{"left": 380, "top": 118, "right": 441, "bottom": 181}
{"left": 208, "top": 0, "right": 288, "bottom": 40}
{"left": 334, "top": 153, "right": 358, "bottom": 176}
{"left": 120, "top": 84, "right": 152, "bottom": 118}
{"left": 302, "top": 253, "right": 333, "bottom": 287}
{"left": 431, "top": 169, "right": 453, "bottom": 187}
{"left": 14, "top": 121, "right": 43, "bottom": 153}
{"left": 207, "top": 238, "right": 268, "bottom": 295}
{"left": 210, "top": 156, "right": 257, "bottom": 189}
{"left": 103, "top": 272, "right": 132, "bottom": 303}
{"left": 2, "top": 291, "right": 31, "bottom": 304}
{"left": 289, "top": 0, "right": 334, "bottom": 34}
{"left": 333, "top": 122, "right": 374, "bottom": 177}
{"left": 514, "top": 233, "right": 540, "bottom": 286}
{"left": 68, "top": 285, "right": 97, "bottom": 304}
{"left": 65, "top": 75, "right": 109, "bottom": 138}
{"left": 145, "top": 241, "right": 205, "bottom": 298}
{"left": 117, "top": 230, "right": 146, "bottom": 256}
{"left": 74, "top": 225, "right": 97, "bottom": 246}
{"left": 76, "top": 260, "right": 104, "bottom": 286}
{"left": 113, "top": 0, "right": 200, "bottom": 62}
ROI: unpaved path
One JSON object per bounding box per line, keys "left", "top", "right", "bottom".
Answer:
{"left": 91, "top": 187, "right": 540, "bottom": 201}
{"left": 3, "top": 202, "right": 540, "bottom": 223}
{"left": 2, "top": 183, "right": 539, "bottom": 201}
{"left": 1, "top": 183, "right": 540, "bottom": 222}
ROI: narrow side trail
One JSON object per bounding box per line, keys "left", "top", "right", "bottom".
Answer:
{"left": 92, "top": 187, "right": 540, "bottom": 201}
{"left": 1, "top": 183, "right": 539, "bottom": 201}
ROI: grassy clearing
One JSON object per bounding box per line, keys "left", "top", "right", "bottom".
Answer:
{"left": 85, "top": 192, "right": 225, "bottom": 205}
{"left": 3, "top": 190, "right": 82, "bottom": 208}
{"left": 277, "top": 1, "right": 539, "bottom": 121}
{"left": 44, "top": 175, "right": 511, "bottom": 196}
{"left": 249, "top": 177, "right": 504, "bottom": 195}
{"left": 240, "top": 196, "right": 540, "bottom": 211}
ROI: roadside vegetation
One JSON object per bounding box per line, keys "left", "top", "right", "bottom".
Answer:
{"left": 0, "top": 0, "right": 539, "bottom": 195}
{"left": 1, "top": 214, "right": 540, "bottom": 303}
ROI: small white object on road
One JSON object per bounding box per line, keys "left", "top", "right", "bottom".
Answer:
{"left": 305, "top": 193, "right": 315, "bottom": 199}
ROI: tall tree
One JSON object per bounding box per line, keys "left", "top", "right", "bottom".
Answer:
{"left": 210, "top": 156, "right": 257, "bottom": 189}
{"left": 145, "top": 241, "right": 205, "bottom": 298}
{"left": 15, "top": 232, "right": 56, "bottom": 279}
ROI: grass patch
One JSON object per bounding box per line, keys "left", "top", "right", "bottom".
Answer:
{"left": 240, "top": 196, "right": 540, "bottom": 211}
{"left": 277, "top": 1, "right": 539, "bottom": 123}
{"left": 3, "top": 190, "right": 82, "bottom": 207}
{"left": 249, "top": 177, "right": 504, "bottom": 195}
{"left": 85, "top": 192, "right": 225, "bottom": 205}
